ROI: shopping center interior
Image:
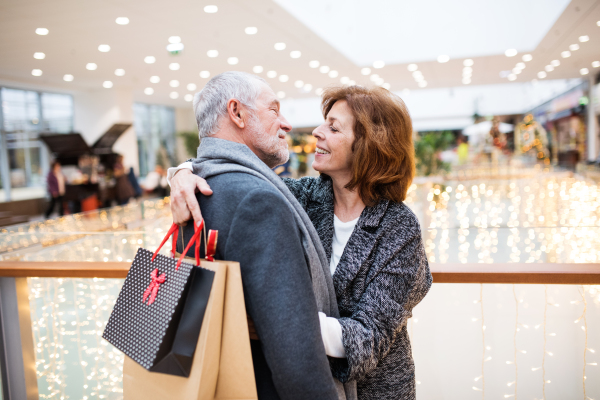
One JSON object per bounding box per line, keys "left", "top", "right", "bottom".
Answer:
{"left": 0, "top": 0, "right": 600, "bottom": 398}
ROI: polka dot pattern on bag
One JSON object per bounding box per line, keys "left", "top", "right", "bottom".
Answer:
{"left": 102, "top": 247, "right": 194, "bottom": 369}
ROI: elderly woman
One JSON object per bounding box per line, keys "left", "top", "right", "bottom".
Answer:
{"left": 171, "top": 85, "right": 432, "bottom": 399}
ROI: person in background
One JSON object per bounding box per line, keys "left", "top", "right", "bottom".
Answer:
{"left": 142, "top": 165, "right": 168, "bottom": 197}
{"left": 45, "top": 160, "right": 66, "bottom": 218}
{"left": 457, "top": 135, "right": 469, "bottom": 165}
{"left": 113, "top": 155, "right": 135, "bottom": 205}
{"left": 127, "top": 167, "right": 143, "bottom": 199}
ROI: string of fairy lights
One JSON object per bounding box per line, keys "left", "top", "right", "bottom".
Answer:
{"left": 4, "top": 168, "right": 599, "bottom": 397}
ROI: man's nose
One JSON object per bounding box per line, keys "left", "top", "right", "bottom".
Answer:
{"left": 280, "top": 116, "right": 292, "bottom": 132}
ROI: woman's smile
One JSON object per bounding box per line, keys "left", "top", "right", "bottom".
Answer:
{"left": 315, "top": 146, "right": 331, "bottom": 155}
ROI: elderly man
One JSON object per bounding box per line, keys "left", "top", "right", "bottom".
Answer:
{"left": 172, "top": 72, "right": 350, "bottom": 400}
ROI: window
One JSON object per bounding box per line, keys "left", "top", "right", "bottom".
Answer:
{"left": 133, "top": 104, "right": 176, "bottom": 177}
{"left": 0, "top": 87, "right": 73, "bottom": 197}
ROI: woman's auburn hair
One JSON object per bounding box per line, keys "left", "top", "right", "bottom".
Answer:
{"left": 321, "top": 85, "right": 415, "bottom": 207}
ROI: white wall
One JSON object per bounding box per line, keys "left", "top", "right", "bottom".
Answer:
{"left": 280, "top": 79, "right": 583, "bottom": 131}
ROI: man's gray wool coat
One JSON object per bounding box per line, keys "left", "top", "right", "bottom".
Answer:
{"left": 284, "top": 176, "right": 432, "bottom": 400}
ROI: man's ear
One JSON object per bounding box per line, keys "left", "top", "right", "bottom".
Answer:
{"left": 227, "top": 99, "right": 246, "bottom": 129}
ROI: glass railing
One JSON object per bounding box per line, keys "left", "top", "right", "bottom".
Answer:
{"left": 0, "top": 169, "right": 598, "bottom": 399}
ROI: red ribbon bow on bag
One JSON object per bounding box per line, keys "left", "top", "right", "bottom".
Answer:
{"left": 143, "top": 268, "right": 166, "bottom": 306}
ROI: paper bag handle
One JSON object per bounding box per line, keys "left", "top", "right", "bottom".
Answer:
{"left": 151, "top": 222, "right": 202, "bottom": 268}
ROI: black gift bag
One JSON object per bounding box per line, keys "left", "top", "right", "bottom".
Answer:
{"left": 103, "top": 222, "right": 216, "bottom": 377}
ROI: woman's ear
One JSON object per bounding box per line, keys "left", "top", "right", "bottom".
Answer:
{"left": 227, "top": 99, "right": 246, "bottom": 129}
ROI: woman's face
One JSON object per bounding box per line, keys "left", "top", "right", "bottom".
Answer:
{"left": 312, "top": 100, "right": 355, "bottom": 180}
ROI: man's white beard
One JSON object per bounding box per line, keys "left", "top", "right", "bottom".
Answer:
{"left": 247, "top": 114, "right": 289, "bottom": 168}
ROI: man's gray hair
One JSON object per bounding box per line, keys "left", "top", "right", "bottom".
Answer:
{"left": 193, "top": 71, "right": 267, "bottom": 138}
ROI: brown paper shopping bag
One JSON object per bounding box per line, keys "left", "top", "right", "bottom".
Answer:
{"left": 123, "top": 248, "right": 257, "bottom": 399}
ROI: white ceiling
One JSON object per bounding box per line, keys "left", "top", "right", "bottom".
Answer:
{"left": 0, "top": 0, "right": 598, "bottom": 108}
{"left": 273, "top": 0, "right": 571, "bottom": 65}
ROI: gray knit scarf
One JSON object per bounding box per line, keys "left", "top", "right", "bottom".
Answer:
{"left": 193, "top": 137, "right": 356, "bottom": 400}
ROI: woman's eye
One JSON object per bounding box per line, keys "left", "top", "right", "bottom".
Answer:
{"left": 330, "top": 125, "right": 338, "bottom": 132}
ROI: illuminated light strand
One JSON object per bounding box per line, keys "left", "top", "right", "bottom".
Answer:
{"left": 543, "top": 285, "right": 548, "bottom": 399}
{"left": 580, "top": 286, "right": 588, "bottom": 399}
{"left": 480, "top": 284, "right": 485, "bottom": 398}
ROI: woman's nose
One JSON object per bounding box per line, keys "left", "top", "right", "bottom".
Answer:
{"left": 312, "top": 125, "right": 325, "bottom": 139}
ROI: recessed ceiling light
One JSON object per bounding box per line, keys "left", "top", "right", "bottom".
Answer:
{"left": 227, "top": 57, "right": 239, "bottom": 65}
{"left": 187, "top": 83, "right": 197, "bottom": 91}
{"left": 169, "top": 80, "right": 180, "bottom": 87}
{"left": 184, "top": 94, "right": 194, "bottom": 102}
{"left": 279, "top": 75, "right": 289, "bottom": 82}
{"left": 150, "top": 76, "right": 160, "bottom": 83}
{"left": 569, "top": 44, "right": 579, "bottom": 51}
{"left": 411, "top": 71, "right": 423, "bottom": 80}
{"left": 304, "top": 83, "right": 313, "bottom": 91}
{"left": 376, "top": 77, "right": 384, "bottom": 85}
{"left": 98, "top": 44, "right": 110, "bottom": 52}
{"left": 551, "top": 60, "right": 560, "bottom": 67}
{"left": 103, "top": 81, "right": 113, "bottom": 88}
{"left": 592, "top": 61, "right": 600, "bottom": 68}
{"left": 407, "top": 64, "right": 418, "bottom": 71}
{"left": 508, "top": 74, "right": 517, "bottom": 81}
{"left": 86, "top": 63, "right": 97, "bottom": 70}
{"left": 245, "top": 27, "right": 258, "bottom": 35}
{"left": 31, "top": 69, "right": 42, "bottom": 76}
{"left": 144, "top": 56, "right": 156, "bottom": 64}
{"left": 561, "top": 51, "right": 571, "bottom": 58}
{"left": 545, "top": 65, "right": 554, "bottom": 72}
{"left": 167, "top": 43, "right": 184, "bottom": 52}
{"left": 309, "top": 60, "right": 320, "bottom": 68}
{"left": 170, "top": 92, "right": 179, "bottom": 99}
{"left": 537, "top": 71, "right": 547, "bottom": 79}
{"left": 418, "top": 81, "right": 428, "bottom": 88}
{"left": 505, "top": 49, "right": 518, "bottom": 57}
{"left": 144, "top": 87, "right": 154, "bottom": 95}
{"left": 169, "top": 63, "right": 180, "bottom": 70}
{"left": 319, "top": 65, "right": 330, "bottom": 73}
{"left": 370, "top": 74, "right": 380, "bottom": 82}
{"left": 252, "top": 66, "right": 263, "bottom": 73}
{"left": 207, "top": 50, "right": 218, "bottom": 58}
{"left": 382, "top": 83, "right": 391, "bottom": 90}
{"left": 274, "top": 42, "right": 286, "bottom": 50}
{"left": 373, "top": 60, "right": 385, "bottom": 68}
{"left": 204, "top": 5, "right": 218, "bottom": 13}
{"left": 294, "top": 80, "right": 304, "bottom": 88}
{"left": 462, "top": 77, "right": 471, "bottom": 84}
{"left": 33, "top": 52, "right": 45, "bottom": 60}
{"left": 463, "top": 59, "right": 474, "bottom": 67}
{"left": 277, "top": 91, "right": 286, "bottom": 99}
{"left": 328, "top": 70, "right": 338, "bottom": 78}
{"left": 168, "top": 36, "right": 181, "bottom": 44}
{"left": 516, "top": 62, "right": 525, "bottom": 69}
{"left": 579, "top": 35, "right": 589, "bottom": 43}
{"left": 597, "top": 21, "right": 600, "bottom": 26}
{"left": 267, "top": 70, "right": 277, "bottom": 78}
{"left": 315, "top": 88, "right": 323, "bottom": 96}
{"left": 114, "top": 69, "right": 125, "bottom": 76}
{"left": 437, "top": 55, "right": 450, "bottom": 63}
{"left": 361, "top": 67, "right": 371, "bottom": 75}
{"left": 290, "top": 51, "right": 301, "bottom": 59}
{"left": 115, "top": 17, "right": 129, "bottom": 25}
{"left": 63, "top": 74, "right": 74, "bottom": 82}
{"left": 512, "top": 68, "right": 522, "bottom": 74}
{"left": 199, "top": 71, "right": 210, "bottom": 78}
{"left": 340, "top": 77, "right": 350, "bottom": 84}
{"left": 580, "top": 68, "right": 589, "bottom": 75}
{"left": 36, "top": 28, "right": 49, "bottom": 35}
{"left": 522, "top": 54, "right": 533, "bottom": 62}
{"left": 463, "top": 67, "right": 473, "bottom": 74}
{"left": 462, "top": 70, "right": 472, "bottom": 78}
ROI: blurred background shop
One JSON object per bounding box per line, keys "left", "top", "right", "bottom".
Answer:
{"left": 1, "top": 1, "right": 600, "bottom": 399}
{"left": 0, "top": 0, "right": 599, "bottom": 226}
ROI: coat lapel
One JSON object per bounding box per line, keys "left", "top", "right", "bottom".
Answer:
{"left": 332, "top": 200, "right": 390, "bottom": 294}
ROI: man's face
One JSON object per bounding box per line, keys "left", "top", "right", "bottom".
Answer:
{"left": 244, "top": 85, "right": 292, "bottom": 168}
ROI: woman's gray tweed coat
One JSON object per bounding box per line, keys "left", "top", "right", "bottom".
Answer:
{"left": 284, "top": 176, "right": 432, "bottom": 400}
